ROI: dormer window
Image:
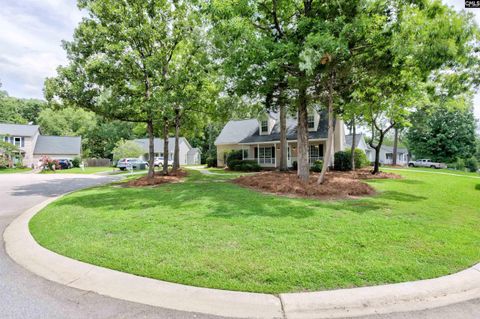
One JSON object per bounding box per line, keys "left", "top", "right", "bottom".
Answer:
{"left": 308, "top": 115, "right": 315, "bottom": 129}
{"left": 261, "top": 120, "right": 268, "bottom": 133}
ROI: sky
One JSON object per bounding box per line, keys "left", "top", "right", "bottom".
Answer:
{"left": 0, "top": 0, "right": 479, "bottom": 120}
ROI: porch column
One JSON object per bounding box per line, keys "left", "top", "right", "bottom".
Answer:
{"left": 275, "top": 143, "right": 277, "bottom": 168}
{"left": 257, "top": 144, "right": 260, "bottom": 165}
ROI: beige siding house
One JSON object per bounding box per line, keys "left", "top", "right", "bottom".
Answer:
{"left": 215, "top": 109, "right": 345, "bottom": 168}
{"left": 0, "top": 123, "right": 81, "bottom": 167}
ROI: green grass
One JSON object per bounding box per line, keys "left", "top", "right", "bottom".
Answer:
{"left": 41, "top": 167, "right": 116, "bottom": 174}
{"left": 385, "top": 166, "right": 480, "bottom": 178}
{"left": 30, "top": 169, "right": 480, "bottom": 294}
{"left": 0, "top": 167, "right": 32, "bottom": 174}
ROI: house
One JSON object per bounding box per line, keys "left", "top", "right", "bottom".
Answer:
{"left": 0, "top": 123, "right": 82, "bottom": 168}
{"left": 215, "top": 109, "right": 345, "bottom": 168}
{"left": 133, "top": 137, "right": 200, "bottom": 165}
{"left": 344, "top": 133, "right": 409, "bottom": 165}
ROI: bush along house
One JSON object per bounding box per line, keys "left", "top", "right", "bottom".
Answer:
{"left": 214, "top": 108, "right": 346, "bottom": 169}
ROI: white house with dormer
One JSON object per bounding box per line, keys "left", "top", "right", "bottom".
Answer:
{"left": 214, "top": 108, "right": 345, "bottom": 168}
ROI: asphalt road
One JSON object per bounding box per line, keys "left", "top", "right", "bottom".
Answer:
{"left": 0, "top": 173, "right": 478, "bottom": 319}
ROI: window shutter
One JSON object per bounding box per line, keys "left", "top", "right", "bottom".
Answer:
{"left": 21, "top": 137, "right": 25, "bottom": 147}
{"left": 271, "top": 146, "right": 275, "bottom": 158}
{"left": 319, "top": 145, "right": 324, "bottom": 156}
{"left": 254, "top": 147, "right": 258, "bottom": 159}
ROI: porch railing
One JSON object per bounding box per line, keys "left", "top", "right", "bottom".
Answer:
{"left": 244, "top": 157, "right": 276, "bottom": 165}
{"left": 290, "top": 156, "right": 324, "bottom": 165}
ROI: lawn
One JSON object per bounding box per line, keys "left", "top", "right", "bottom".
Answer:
{"left": 389, "top": 166, "right": 480, "bottom": 178}
{"left": 29, "top": 169, "right": 480, "bottom": 294}
{"left": 0, "top": 167, "right": 32, "bottom": 174}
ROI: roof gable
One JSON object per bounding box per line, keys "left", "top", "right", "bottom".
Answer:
{"left": 214, "top": 119, "right": 259, "bottom": 145}
{"left": 33, "top": 136, "right": 81, "bottom": 155}
{"left": 0, "top": 123, "right": 39, "bottom": 137}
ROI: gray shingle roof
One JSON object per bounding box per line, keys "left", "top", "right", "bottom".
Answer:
{"left": 216, "top": 111, "right": 329, "bottom": 145}
{"left": 381, "top": 145, "right": 408, "bottom": 153}
{"left": 344, "top": 134, "right": 365, "bottom": 149}
{"left": 134, "top": 137, "right": 189, "bottom": 153}
{"left": 34, "top": 136, "right": 82, "bottom": 155}
{"left": 0, "top": 123, "right": 39, "bottom": 137}
{"left": 214, "top": 119, "right": 259, "bottom": 145}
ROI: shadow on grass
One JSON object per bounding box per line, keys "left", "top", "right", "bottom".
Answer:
{"left": 475, "top": 184, "right": 480, "bottom": 191}
{"left": 378, "top": 191, "right": 427, "bottom": 202}
{"left": 53, "top": 181, "right": 392, "bottom": 220}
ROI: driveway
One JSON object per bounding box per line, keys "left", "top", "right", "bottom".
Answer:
{"left": 0, "top": 173, "right": 478, "bottom": 319}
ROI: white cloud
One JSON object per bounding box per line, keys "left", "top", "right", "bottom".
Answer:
{"left": 0, "top": 0, "right": 82, "bottom": 99}
{"left": 0, "top": 0, "right": 479, "bottom": 122}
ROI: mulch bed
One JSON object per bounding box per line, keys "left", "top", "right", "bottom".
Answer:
{"left": 233, "top": 168, "right": 401, "bottom": 200}
{"left": 126, "top": 170, "right": 187, "bottom": 187}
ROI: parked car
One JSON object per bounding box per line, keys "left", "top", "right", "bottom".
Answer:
{"left": 116, "top": 158, "right": 149, "bottom": 171}
{"left": 153, "top": 157, "right": 173, "bottom": 167}
{"left": 57, "top": 159, "right": 73, "bottom": 170}
{"left": 408, "top": 159, "right": 446, "bottom": 169}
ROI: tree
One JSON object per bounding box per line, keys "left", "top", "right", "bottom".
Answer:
{"left": 112, "top": 140, "right": 144, "bottom": 162}
{"left": 407, "top": 99, "right": 477, "bottom": 163}
{"left": 0, "top": 89, "right": 45, "bottom": 124}
{"left": 211, "top": 1, "right": 353, "bottom": 181}
{"left": 0, "top": 141, "right": 21, "bottom": 168}
{"left": 47, "top": 0, "right": 194, "bottom": 179}
{"left": 353, "top": 0, "right": 479, "bottom": 174}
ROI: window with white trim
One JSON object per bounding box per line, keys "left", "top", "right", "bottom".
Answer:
{"left": 307, "top": 115, "right": 315, "bottom": 129}
{"left": 261, "top": 120, "right": 268, "bottom": 133}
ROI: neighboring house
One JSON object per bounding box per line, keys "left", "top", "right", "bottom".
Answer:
{"left": 344, "top": 133, "right": 409, "bottom": 166}
{"left": 215, "top": 109, "right": 345, "bottom": 168}
{"left": 187, "top": 148, "right": 201, "bottom": 165}
{"left": 133, "top": 137, "right": 200, "bottom": 165}
{"left": 0, "top": 123, "right": 82, "bottom": 168}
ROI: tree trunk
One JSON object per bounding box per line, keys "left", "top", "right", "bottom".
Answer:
{"left": 373, "top": 145, "right": 381, "bottom": 174}
{"left": 297, "top": 81, "right": 309, "bottom": 182}
{"left": 350, "top": 117, "right": 356, "bottom": 170}
{"left": 162, "top": 118, "right": 169, "bottom": 175}
{"left": 318, "top": 71, "right": 335, "bottom": 185}
{"left": 371, "top": 132, "right": 385, "bottom": 175}
{"left": 392, "top": 127, "right": 398, "bottom": 166}
{"left": 173, "top": 108, "right": 180, "bottom": 172}
{"left": 279, "top": 91, "right": 288, "bottom": 171}
{"left": 146, "top": 119, "right": 155, "bottom": 179}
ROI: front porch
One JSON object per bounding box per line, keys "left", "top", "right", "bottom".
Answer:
{"left": 240, "top": 141, "right": 326, "bottom": 169}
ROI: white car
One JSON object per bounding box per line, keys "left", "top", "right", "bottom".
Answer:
{"left": 408, "top": 159, "right": 446, "bottom": 169}
{"left": 153, "top": 157, "right": 173, "bottom": 167}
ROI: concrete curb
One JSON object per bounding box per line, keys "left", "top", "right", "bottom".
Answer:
{"left": 4, "top": 196, "right": 480, "bottom": 319}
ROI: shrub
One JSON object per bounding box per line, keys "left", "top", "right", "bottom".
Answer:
{"left": 292, "top": 161, "right": 298, "bottom": 171}
{"left": 206, "top": 157, "right": 217, "bottom": 168}
{"left": 225, "top": 150, "right": 244, "bottom": 168}
{"left": 455, "top": 158, "right": 465, "bottom": 171}
{"left": 334, "top": 151, "right": 352, "bottom": 171}
{"left": 40, "top": 156, "right": 59, "bottom": 171}
{"left": 72, "top": 157, "right": 81, "bottom": 168}
{"left": 311, "top": 160, "right": 323, "bottom": 172}
{"left": 345, "top": 148, "right": 369, "bottom": 169}
{"left": 465, "top": 157, "right": 478, "bottom": 173}
{"left": 0, "top": 156, "right": 8, "bottom": 168}
{"left": 229, "top": 160, "right": 261, "bottom": 172}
